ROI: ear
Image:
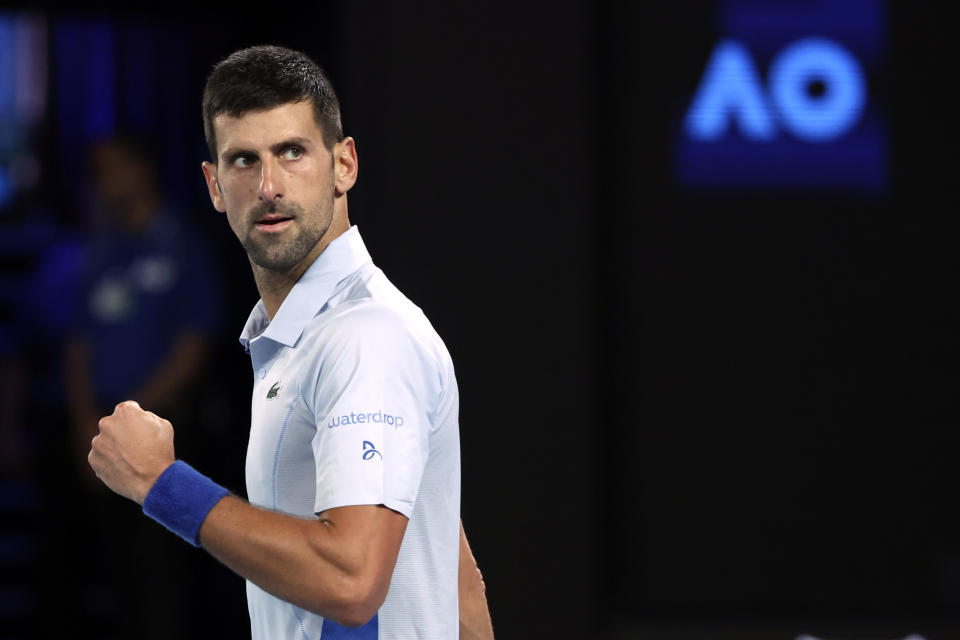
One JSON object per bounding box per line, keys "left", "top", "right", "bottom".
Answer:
{"left": 201, "top": 161, "right": 227, "bottom": 213}
{"left": 333, "top": 137, "right": 358, "bottom": 197}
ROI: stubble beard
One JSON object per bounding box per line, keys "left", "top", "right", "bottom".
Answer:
{"left": 241, "top": 198, "right": 333, "bottom": 273}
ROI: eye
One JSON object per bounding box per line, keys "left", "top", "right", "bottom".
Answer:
{"left": 232, "top": 154, "right": 256, "bottom": 168}
{"left": 282, "top": 146, "right": 303, "bottom": 160}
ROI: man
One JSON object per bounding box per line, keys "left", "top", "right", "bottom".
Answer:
{"left": 65, "top": 135, "right": 220, "bottom": 636}
{"left": 68, "top": 136, "right": 219, "bottom": 487}
{"left": 88, "top": 45, "right": 493, "bottom": 639}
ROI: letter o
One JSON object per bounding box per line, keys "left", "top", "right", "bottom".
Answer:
{"left": 769, "top": 37, "right": 866, "bottom": 142}
{"left": 386, "top": 415, "right": 394, "bottom": 425}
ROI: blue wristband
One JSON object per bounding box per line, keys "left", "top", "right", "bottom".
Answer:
{"left": 142, "top": 460, "right": 229, "bottom": 547}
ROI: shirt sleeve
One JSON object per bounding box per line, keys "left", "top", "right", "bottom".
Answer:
{"left": 308, "top": 304, "right": 440, "bottom": 518}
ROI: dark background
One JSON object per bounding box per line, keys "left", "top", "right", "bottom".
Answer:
{"left": 0, "top": 1, "right": 956, "bottom": 638}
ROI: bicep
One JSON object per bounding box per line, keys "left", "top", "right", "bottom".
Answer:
{"left": 315, "top": 504, "right": 408, "bottom": 585}
{"left": 459, "top": 520, "right": 494, "bottom": 639}
{"left": 459, "top": 520, "right": 483, "bottom": 586}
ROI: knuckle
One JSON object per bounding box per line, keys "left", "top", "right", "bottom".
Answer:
{"left": 115, "top": 400, "right": 139, "bottom": 413}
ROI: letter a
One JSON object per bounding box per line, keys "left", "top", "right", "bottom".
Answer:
{"left": 684, "top": 40, "right": 776, "bottom": 141}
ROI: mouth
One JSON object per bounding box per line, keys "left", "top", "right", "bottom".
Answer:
{"left": 254, "top": 213, "right": 294, "bottom": 233}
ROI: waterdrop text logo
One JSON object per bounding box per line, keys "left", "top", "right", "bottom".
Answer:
{"left": 328, "top": 410, "right": 405, "bottom": 429}
{"left": 675, "top": 0, "right": 886, "bottom": 192}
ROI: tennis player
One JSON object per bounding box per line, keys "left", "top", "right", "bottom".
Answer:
{"left": 88, "top": 45, "right": 493, "bottom": 639}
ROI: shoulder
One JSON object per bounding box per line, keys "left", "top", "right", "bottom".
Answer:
{"left": 316, "top": 299, "right": 437, "bottom": 364}
{"left": 319, "top": 267, "right": 445, "bottom": 354}
{"left": 300, "top": 271, "right": 451, "bottom": 383}
{"left": 298, "top": 271, "right": 457, "bottom": 415}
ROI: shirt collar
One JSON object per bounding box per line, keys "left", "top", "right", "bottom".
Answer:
{"left": 238, "top": 225, "right": 372, "bottom": 352}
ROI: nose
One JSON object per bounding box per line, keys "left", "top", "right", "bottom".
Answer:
{"left": 258, "top": 156, "right": 284, "bottom": 203}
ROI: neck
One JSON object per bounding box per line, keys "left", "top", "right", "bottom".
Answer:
{"left": 252, "top": 213, "right": 350, "bottom": 320}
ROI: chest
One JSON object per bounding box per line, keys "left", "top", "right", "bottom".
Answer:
{"left": 245, "top": 351, "right": 320, "bottom": 515}
{"left": 86, "top": 252, "right": 180, "bottom": 324}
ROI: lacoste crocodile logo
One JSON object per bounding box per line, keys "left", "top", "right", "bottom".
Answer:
{"left": 266, "top": 381, "right": 281, "bottom": 400}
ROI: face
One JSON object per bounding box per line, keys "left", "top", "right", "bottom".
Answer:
{"left": 91, "top": 142, "right": 154, "bottom": 219}
{"left": 202, "top": 101, "right": 340, "bottom": 273}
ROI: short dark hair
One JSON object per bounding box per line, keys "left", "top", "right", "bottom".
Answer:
{"left": 202, "top": 45, "right": 343, "bottom": 162}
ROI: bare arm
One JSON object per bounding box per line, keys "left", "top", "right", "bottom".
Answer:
{"left": 88, "top": 401, "right": 407, "bottom": 627}
{"left": 200, "top": 500, "right": 407, "bottom": 626}
{"left": 460, "top": 520, "right": 494, "bottom": 640}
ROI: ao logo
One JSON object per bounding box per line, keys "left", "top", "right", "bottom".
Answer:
{"left": 685, "top": 38, "right": 866, "bottom": 143}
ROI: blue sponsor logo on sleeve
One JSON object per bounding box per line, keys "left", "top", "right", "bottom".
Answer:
{"left": 362, "top": 441, "right": 382, "bottom": 460}
{"left": 328, "top": 410, "right": 404, "bottom": 429}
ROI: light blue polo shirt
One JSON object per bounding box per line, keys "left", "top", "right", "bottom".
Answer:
{"left": 238, "top": 226, "right": 461, "bottom": 639}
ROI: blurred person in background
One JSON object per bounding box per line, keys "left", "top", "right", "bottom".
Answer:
{"left": 65, "top": 136, "right": 220, "bottom": 477}
{"left": 62, "top": 135, "right": 222, "bottom": 637}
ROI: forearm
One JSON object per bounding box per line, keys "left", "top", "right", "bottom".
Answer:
{"left": 198, "top": 496, "right": 389, "bottom": 626}
{"left": 459, "top": 522, "right": 494, "bottom": 640}
{"left": 91, "top": 400, "right": 407, "bottom": 626}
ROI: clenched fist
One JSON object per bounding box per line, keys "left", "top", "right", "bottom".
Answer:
{"left": 88, "top": 400, "right": 177, "bottom": 504}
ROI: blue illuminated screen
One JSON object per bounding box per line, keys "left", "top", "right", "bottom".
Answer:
{"left": 675, "top": 0, "right": 887, "bottom": 193}
{"left": 0, "top": 13, "right": 46, "bottom": 212}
